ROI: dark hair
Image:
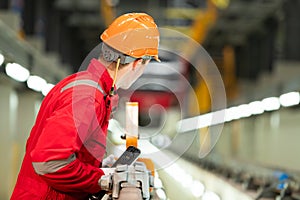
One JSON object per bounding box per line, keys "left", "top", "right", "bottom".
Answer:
{"left": 141, "top": 59, "right": 148, "bottom": 65}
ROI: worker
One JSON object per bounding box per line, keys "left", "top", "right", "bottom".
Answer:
{"left": 11, "top": 13, "right": 160, "bottom": 200}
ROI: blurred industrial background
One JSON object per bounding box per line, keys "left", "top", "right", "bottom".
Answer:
{"left": 1, "top": 0, "right": 300, "bottom": 199}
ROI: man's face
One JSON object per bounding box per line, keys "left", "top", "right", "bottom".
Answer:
{"left": 117, "top": 60, "right": 149, "bottom": 89}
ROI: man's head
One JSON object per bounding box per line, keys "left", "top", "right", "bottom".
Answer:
{"left": 99, "top": 13, "right": 160, "bottom": 89}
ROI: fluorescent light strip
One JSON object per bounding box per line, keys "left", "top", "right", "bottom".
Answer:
{"left": 279, "top": 92, "right": 300, "bottom": 107}
{"left": 177, "top": 92, "right": 300, "bottom": 132}
{"left": 155, "top": 188, "right": 167, "bottom": 199}
{"left": 165, "top": 163, "right": 206, "bottom": 198}
{"left": 237, "top": 104, "right": 252, "bottom": 118}
{"left": 5, "top": 63, "right": 30, "bottom": 82}
{"left": 248, "top": 101, "right": 264, "bottom": 115}
{"left": 27, "top": 75, "right": 47, "bottom": 92}
{"left": 261, "top": 97, "right": 280, "bottom": 111}
{"left": 4, "top": 62, "right": 56, "bottom": 96}
{"left": 42, "top": 83, "right": 55, "bottom": 96}
{"left": 191, "top": 180, "right": 205, "bottom": 197}
{"left": 225, "top": 106, "right": 239, "bottom": 122}
{"left": 0, "top": 53, "right": 4, "bottom": 66}
{"left": 202, "top": 191, "right": 221, "bottom": 200}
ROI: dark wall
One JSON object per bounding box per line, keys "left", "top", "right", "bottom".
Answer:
{"left": 283, "top": 0, "right": 300, "bottom": 60}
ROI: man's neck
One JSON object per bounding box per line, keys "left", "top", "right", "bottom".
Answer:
{"left": 97, "top": 57, "right": 116, "bottom": 81}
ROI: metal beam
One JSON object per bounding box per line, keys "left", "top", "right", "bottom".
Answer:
{"left": 67, "top": 13, "right": 102, "bottom": 27}
{"left": 54, "top": 0, "right": 99, "bottom": 11}
{"left": 0, "top": 19, "right": 70, "bottom": 83}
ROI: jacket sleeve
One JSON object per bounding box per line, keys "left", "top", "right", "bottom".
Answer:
{"left": 30, "top": 95, "right": 107, "bottom": 193}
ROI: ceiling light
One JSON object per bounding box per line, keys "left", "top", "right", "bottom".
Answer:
{"left": 225, "top": 106, "right": 241, "bottom": 122}
{"left": 155, "top": 188, "right": 167, "bottom": 200}
{"left": 198, "top": 113, "right": 213, "bottom": 128}
{"left": 42, "top": 83, "right": 55, "bottom": 96}
{"left": 0, "top": 53, "right": 4, "bottom": 66}
{"left": 237, "top": 104, "right": 252, "bottom": 118}
{"left": 248, "top": 101, "right": 264, "bottom": 115}
{"left": 210, "top": 110, "right": 226, "bottom": 126}
{"left": 165, "top": 164, "right": 184, "bottom": 181}
{"left": 202, "top": 191, "right": 221, "bottom": 200}
{"left": 191, "top": 180, "right": 205, "bottom": 197}
{"left": 154, "top": 177, "right": 163, "bottom": 188}
{"left": 27, "top": 75, "right": 47, "bottom": 92}
{"left": 5, "top": 63, "right": 30, "bottom": 82}
{"left": 181, "top": 174, "right": 193, "bottom": 188}
{"left": 262, "top": 97, "right": 280, "bottom": 111}
{"left": 279, "top": 92, "right": 300, "bottom": 107}
{"left": 176, "top": 114, "right": 210, "bottom": 133}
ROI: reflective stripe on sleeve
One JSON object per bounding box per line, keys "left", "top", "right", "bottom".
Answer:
{"left": 32, "top": 153, "right": 76, "bottom": 175}
{"left": 60, "top": 79, "right": 106, "bottom": 95}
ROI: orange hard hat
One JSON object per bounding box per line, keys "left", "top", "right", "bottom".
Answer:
{"left": 100, "top": 13, "right": 160, "bottom": 62}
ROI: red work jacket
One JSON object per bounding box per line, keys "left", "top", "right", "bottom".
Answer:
{"left": 11, "top": 59, "right": 118, "bottom": 200}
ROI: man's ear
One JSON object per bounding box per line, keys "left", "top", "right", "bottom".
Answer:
{"left": 132, "top": 59, "right": 143, "bottom": 70}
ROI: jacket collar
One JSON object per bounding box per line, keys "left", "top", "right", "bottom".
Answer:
{"left": 87, "top": 58, "right": 115, "bottom": 95}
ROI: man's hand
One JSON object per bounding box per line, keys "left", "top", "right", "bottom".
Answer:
{"left": 100, "top": 168, "right": 116, "bottom": 175}
{"left": 98, "top": 168, "right": 115, "bottom": 192}
{"left": 102, "top": 154, "right": 116, "bottom": 167}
